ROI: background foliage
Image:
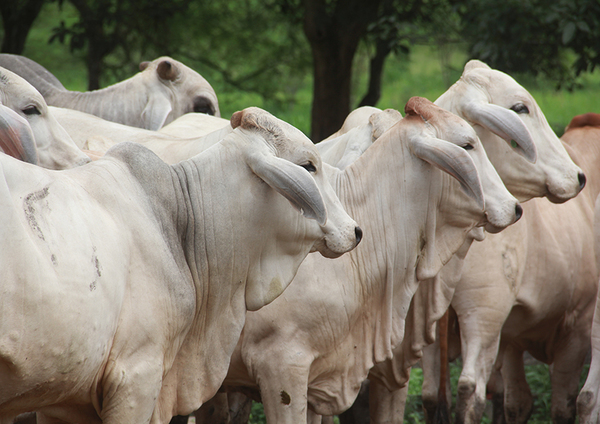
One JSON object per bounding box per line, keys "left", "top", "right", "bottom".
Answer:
{"left": 1, "top": 1, "right": 599, "bottom": 421}
{"left": 2, "top": 0, "right": 600, "bottom": 138}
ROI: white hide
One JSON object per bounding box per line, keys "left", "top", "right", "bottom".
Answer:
{"left": 0, "top": 107, "right": 360, "bottom": 424}
{"left": 216, "top": 98, "right": 519, "bottom": 424}
{"left": 50, "top": 106, "right": 233, "bottom": 165}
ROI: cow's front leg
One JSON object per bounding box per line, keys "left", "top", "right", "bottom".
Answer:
{"left": 254, "top": 351, "right": 313, "bottom": 424}
{"left": 100, "top": 355, "right": 164, "bottom": 424}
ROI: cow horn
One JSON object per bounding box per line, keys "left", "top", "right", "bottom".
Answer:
{"left": 157, "top": 60, "right": 180, "bottom": 81}
{"left": 404, "top": 97, "right": 437, "bottom": 121}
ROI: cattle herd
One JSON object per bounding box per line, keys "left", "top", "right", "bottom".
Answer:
{"left": 0, "top": 52, "right": 598, "bottom": 424}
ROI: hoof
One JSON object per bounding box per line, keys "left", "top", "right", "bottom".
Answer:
{"left": 457, "top": 375, "right": 476, "bottom": 398}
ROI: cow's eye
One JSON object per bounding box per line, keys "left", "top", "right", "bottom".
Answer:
{"left": 193, "top": 97, "right": 214, "bottom": 115}
{"left": 510, "top": 103, "right": 529, "bottom": 114}
{"left": 301, "top": 162, "right": 317, "bottom": 173}
{"left": 462, "top": 144, "right": 474, "bottom": 150}
{"left": 23, "top": 106, "right": 41, "bottom": 116}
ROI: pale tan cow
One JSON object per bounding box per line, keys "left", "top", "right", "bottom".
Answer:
{"left": 573, "top": 115, "right": 600, "bottom": 424}
{"left": 420, "top": 113, "right": 600, "bottom": 424}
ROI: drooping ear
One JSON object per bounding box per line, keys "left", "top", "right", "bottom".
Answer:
{"left": 244, "top": 149, "right": 327, "bottom": 225}
{"left": 0, "top": 105, "right": 38, "bottom": 165}
{"left": 139, "top": 61, "right": 150, "bottom": 71}
{"left": 409, "top": 133, "right": 484, "bottom": 210}
{"left": 156, "top": 60, "right": 180, "bottom": 82}
{"left": 462, "top": 101, "right": 537, "bottom": 162}
{"left": 141, "top": 92, "right": 172, "bottom": 130}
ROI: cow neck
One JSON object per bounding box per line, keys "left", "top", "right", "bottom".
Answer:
{"left": 333, "top": 126, "right": 442, "bottom": 363}
{"left": 49, "top": 75, "right": 148, "bottom": 127}
{"left": 167, "top": 146, "right": 250, "bottom": 412}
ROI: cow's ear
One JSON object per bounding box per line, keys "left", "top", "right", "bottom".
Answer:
{"left": 245, "top": 149, "right": 327, "bottom": 225}
{"left": 368, "top": 109, "right": 402, "bottom": 142}
{"left": 141, "top": 93, "right": 172, "bottom": 130}
{"left": 139, "top": 61, "right": 150, "bottom": 71}
{"left": 157, "top": 60, "right": 180, "bottom": 82}
{"left": 409, "top": 134, "right": 484, "bottom": 210}
{"left": 0, "top": 104, "right": 38, "bottom": 165}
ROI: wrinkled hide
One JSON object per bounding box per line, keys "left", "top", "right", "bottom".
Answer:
{"left": 0, "top": 108, "right": 360, "bottom": 424}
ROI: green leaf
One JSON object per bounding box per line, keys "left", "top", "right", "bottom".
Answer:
{"left": 577, "top": 20, "right": 591, "bottom": 33}
{"left": 562, "top": 21, "right": 576, "bottom": 44}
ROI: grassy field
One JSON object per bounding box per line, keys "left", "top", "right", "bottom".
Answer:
{"left": 14, "top": 3, "right": 599, "bottom": 423}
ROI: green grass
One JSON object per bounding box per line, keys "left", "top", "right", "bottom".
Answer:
{"left": 245, "top": 361, "right": 590, "bottom": 423}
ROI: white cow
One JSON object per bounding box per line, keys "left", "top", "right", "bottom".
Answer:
{"left": 329, "top": 60, "right": 585, "bottom": 424}
{"left": 158, "top": 112, "right": 230, "bottom": 138}
{"left": 212, "top": 97, "right": 521, "bottom": 424}
{"left": 320, "top": 105, "right": 384, "bottom": 141}
{"left": 0, "top": 67, "right": 91, "bottom": 169}
{"left": 0, "top": 107, "right": 361, "bottom": 424}
{"left": 316, "top": 107, "right": 402, "bottom": 169}
{"left": 48, "top": 106, "right": 234, "bottom": 164}
{"left": 0, "top": 54, "right": 220, "bottom": 129}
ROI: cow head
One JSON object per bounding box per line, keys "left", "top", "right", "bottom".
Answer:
{"left": 0, "top": 67, "right": 90, "bottom": 169}
{"left": 402, "top": 97, "right": 521, "bottom": 279}
{"left": 227, "top": 107, "right": 362, "bottom": 310}
{"left": 139, "top": 57, "right": 220, "bottom": 130}
{"left": 436, "top": 60, "right": 584, "bottom": 203}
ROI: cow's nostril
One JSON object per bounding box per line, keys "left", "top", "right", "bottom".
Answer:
{"left": 578, "top": 172, "right": 587, "bottom": 191}
{"left": 515, "top": 204, "right": 523, "bottom": 222}
{"left": 355, "top": 227, "right": 363, "bottom": 245}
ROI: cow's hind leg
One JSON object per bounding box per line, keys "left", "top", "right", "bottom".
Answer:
{"left": 369, "top": 378, "right": 408, "bottom": 424}
{"left": 501, "top": 345, "right": 532, "bottom": 424}
{"left": 550, "top": 328, "right": 590, "bottom": 424}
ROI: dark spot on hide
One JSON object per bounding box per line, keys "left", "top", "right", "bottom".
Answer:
{"left": 90, "top": 247, "right": 101, "bottom": 291}
{"left": 23, "top": 186, "right": 50, "bottom": 240}
{"left": 50, "top": 254, "right": 57, "bottom": 266}
{"left": 280, "top": 390, "right": 291, "bottom": 405}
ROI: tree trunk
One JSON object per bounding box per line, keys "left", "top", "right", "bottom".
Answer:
{"left": 86, "top": 41, "right": 104, "bottom": 91}
{"left": 0, "top": 0, "right": 46, "bottom": 54}
{"left": 302, "top": 0, "right": 383, "bottom": 142}
{"left": 358, "top": 39, "right": 392, "bottom": 108}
